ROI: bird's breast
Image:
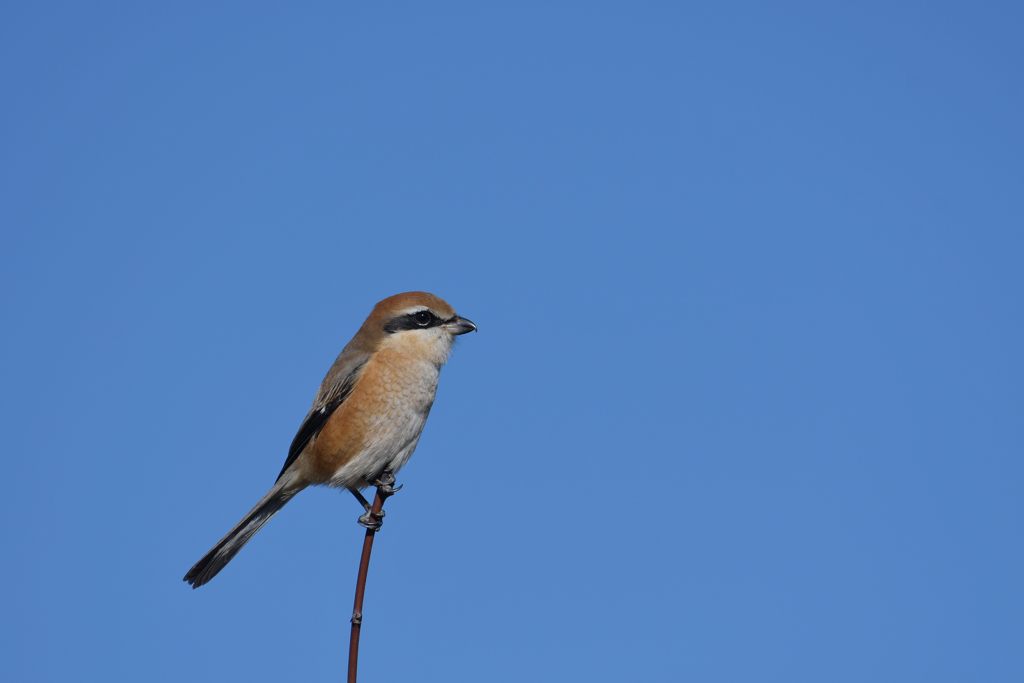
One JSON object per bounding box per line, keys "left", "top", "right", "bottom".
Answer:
{"left": 305, "top": 350, "right": 440, "bottom": 485}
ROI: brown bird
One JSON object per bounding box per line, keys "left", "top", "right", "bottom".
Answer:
{"left": 184, "top": 291, "right": 476, "bottom": 588}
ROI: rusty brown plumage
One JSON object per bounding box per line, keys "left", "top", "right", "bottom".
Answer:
{"left": 183, "top": 291, "right": 475, "bottom": 589}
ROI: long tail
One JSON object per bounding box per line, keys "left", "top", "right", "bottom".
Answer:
{"left": 184, "top": 481, "right": 300, "bottom": 588}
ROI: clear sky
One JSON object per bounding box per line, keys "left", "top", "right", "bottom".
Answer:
{"left": 2, "top": 2, "right": 1022, "bottom": 681}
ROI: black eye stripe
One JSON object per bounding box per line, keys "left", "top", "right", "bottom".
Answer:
{"left": 383, "top": 310, "right": 445, "bottom": 334}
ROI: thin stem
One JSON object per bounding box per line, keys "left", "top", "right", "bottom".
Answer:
{"left": 347, "top": 486, "right": 387, "bottom": 683}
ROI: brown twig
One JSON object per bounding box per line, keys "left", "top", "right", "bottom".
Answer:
{"left": 347, "top": 483, "right": 390, "bottom": 683}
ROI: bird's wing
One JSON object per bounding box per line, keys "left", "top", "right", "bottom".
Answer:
{"left": 276, "top": 350, "right": 369, "bottom": 481}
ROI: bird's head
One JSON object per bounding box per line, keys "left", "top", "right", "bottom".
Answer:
{"left": 360, "top": 291, "right": 476, "bottom": 366}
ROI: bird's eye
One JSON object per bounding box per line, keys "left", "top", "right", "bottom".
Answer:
{"left": 414, "top": 310, "right": 433, "bottom": 326}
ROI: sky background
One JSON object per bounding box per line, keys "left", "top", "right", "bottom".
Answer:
{"left": 2, "top": 2, "right": 1022, "bottom": 681}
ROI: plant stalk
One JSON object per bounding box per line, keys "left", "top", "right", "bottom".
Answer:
{"left": 347, "top": 485, "right": 389, "bottom": 683}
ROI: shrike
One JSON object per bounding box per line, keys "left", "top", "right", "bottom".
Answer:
{"left": 184, "top": 291, "right": 476, "bottom": 588}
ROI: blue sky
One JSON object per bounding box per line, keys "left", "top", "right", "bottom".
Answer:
{"left": 2, "top": 2, "right": 1022, "bottom": 681}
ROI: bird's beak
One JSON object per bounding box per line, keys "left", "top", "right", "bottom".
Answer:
{"left": 444, "top": 316, "right": 477, "bottom": 335}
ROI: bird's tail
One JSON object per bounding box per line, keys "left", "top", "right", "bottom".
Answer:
{"left": 184, "top": 480, "right": 300, "bottom": 588}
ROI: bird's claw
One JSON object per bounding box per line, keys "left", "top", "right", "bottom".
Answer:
{"left": 373, "top": 472, "right": 402, "bottom": 498}
{"left": 355, "top": 471, "right": 399, "bottom": 529}
{"left": 357, "top": 509, "right": 385, "bottom": 531}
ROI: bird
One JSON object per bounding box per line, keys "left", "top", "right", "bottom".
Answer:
{"left": 184, "top": 291, "right": 476, "bottom": 588}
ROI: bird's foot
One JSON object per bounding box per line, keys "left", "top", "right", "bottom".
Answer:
{"left": 357, "top": 509, "right": 385, "bottom": 531}
{"left": 373, "top": 471, "right": 402, "bottom": 498}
